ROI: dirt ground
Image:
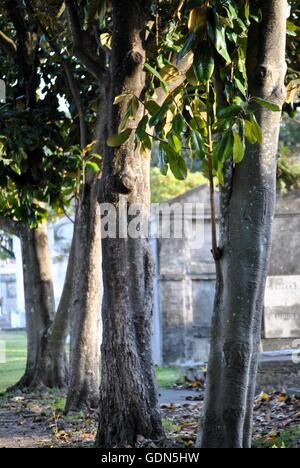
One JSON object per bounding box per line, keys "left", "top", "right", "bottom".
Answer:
{"left": 0, "top": 389, "right": 300, "bottom": 448}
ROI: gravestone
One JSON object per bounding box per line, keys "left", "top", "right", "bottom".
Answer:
{"left": 264, "top": 276, "right": 300, "bottom": 339}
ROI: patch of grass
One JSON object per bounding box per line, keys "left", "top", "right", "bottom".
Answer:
{"left": 155, "top": 367, "right": 184, "bottom": 389}
{"left": 254, "top": 426, "right": 300, "bottom": 449}
{"left": 0, "top": 330, "right": 27, "bottom": 392}
{"left": 162, "top": 418, "right": 180, "bottom": 434}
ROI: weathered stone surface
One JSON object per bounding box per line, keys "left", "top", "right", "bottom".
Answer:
{"left": 264, "top": 276, "right": 300, "bottom": 339}
{"left": 257, "top": 351, "right": 300, "bottom": 392}
{"left": 156, "top": 187, "right": 300, "bottom": 366}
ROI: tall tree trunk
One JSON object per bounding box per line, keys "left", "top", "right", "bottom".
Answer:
{"left": 198, "top": 0, "right": 287, "bottom": 449}
{"left": 12, "top": 223, "right": 74, "bottom": 391}
{"left": 65, "top": 182, "right": 101, "bottom": 412}
{"left": 45, "top": 232, "right": 75, "bottom": 388}
{"left": 96, "top": 0, "right": 164, "bottom": 448}
{"left": 14, "top": 223, "right": 55, "bottom": 389}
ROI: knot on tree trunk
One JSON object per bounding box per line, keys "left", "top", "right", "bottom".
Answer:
{"left": 124, "top": 49, "right": 144, "bottom": 76}
{"left": 113, "top": 170, "right": 136, "bottom": 195}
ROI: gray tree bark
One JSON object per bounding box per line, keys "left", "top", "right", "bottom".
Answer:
{"left": 96, "top": 0, "right": 164, "bottom": 448}
{"left": 11, "top": 223, "right": 74, "bottom": 390}
{"left": 198, "top": 0, "right": 287, "bottom": 449}
{"left": 65, "top": 182, "right": 101, "bottom": 412}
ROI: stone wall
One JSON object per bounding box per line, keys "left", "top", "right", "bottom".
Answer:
{"left": 157, "top": 187, "right": 300, "bottom": 366}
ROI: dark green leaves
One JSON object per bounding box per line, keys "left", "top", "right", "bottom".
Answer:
{"left": 252, "top": 97, "right": 281, "bottom": 112}
{"left": 177, "top": 32, "right": 196, "bottom": 63}
{"left": 193, "top": 43, "right": 215, "bottom": 83}
{"left": 169, "top": 156, "right": 188, "bottom": 180}
{"left": 213, "top": 130, "right": 233, "bottom": 166}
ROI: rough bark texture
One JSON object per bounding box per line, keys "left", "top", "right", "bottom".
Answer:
{"left": 11, "top": 223, "right": 73, "bottom": 391}
{"left": 96, "top": 0, "right": 164, "bottom": 448}
{"left": 15, "top": 223, "right": 56, "bottom": 389}
{"left": 65, "top": 182, "right": 101, "bottom": 412}
{"left": 198, "top": 0, "right": 287, "bottom": 449}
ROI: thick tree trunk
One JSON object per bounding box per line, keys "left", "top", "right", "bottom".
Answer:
{"left": 65, "top": 182, "right": 101, "bottom": 412}
{"left": 14, "top": 223, "right": 56, "bottom": 389}
{"left": 198, "top": 0, "right": 287, "bottom": 449}
{"left": 96, "top": 0, "right": 164, "bottom": 448}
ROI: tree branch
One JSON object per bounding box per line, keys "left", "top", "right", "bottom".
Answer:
{"left": 0, "top": 215, "right": 24, "bottom": 237}
{"left": 25, "top": 0, "right": 88, "bottom": 149}
{"left": 65, "top": 0, "right": 107, "bottom": 80}
{"left": 0, "top": 30, "right": 17, "bottom": 56}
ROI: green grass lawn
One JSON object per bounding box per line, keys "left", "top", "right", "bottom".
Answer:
{"left": 0, "top": 330, "right": 182, "bottom": 392}
{"left": 0, "top": 330, "right": 27, "bottom": 392}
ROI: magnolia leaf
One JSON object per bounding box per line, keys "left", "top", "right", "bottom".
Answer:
{"left": 86, "top": 161, "right": 100, "bottom": 173}
{"left": 144, "top": 63, "right": 168, "bottom": 92}
{"left": 107, "top": 128, "right": 133, "bottom": 147}
{"left": 245, "top": 120, "right": 257, "bottom": 144}
{"left": 144, "top": 100, "right": 161, "bottom": 116}
{"left": 169, "top": 156, "right": 188, "bottom": 181}
{"left": 250, "top": 114, "right": 263, "bottom": 144}
{"left": 214, "top": 131, "right": 233, "bottom": 167}
{"left": 114, "top": 93, "right": 130, "bottom": 105}
{"left": 253, "top": 97, "right": 281, "bottom": 112}
{"left": 233, "top": 131, "right": 245, "bottom": 163}
{"left": 193, "top": 44, "right": 215, "bottom": 83}
{"left": 177, "top": 32, "right": 196, "bottom": 63}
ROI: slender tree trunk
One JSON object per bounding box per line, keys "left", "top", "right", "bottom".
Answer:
{"left": 96, "top": 0, "right": 164, "bottom": 448}
{"left": 198, "top": 0, "right": 287, "bottom": 449}
{"left": 65, "top": 182, "right": 101, "bottom": 412}
{"left": 45, "top": 232, "right": 75, "bottom": 388}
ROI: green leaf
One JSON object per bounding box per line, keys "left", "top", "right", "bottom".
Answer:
{"left": 149, "top": 98, "right": 172, "bottom": 128}
{"left": 233, "top": 131, "right": 245, "bottom": 163}
{"left": 144, "top": 63, "right": 168, "bottom": 92}
{"left": 168, "top": 134, "right": 181, "bottom": 154}
{"left": 253, "top": 97, "right": 281, "bottom": 112}
{"left": 107, "top": 128, "right": 133, "bottom": 147}
{"left": 158, "top": 143, "right": 169, "bottom": 176}
{"left": 250, "top": 114, "right": 263, "bottom": 144}
{"left": 214, "top": 130, "right": 233, "bottom": 166}
{"left": 177, "top": 32, "right": 196, "bottom": 63}
{"left": 215, "top": 26, "right": 231, "bottom": 63}
{"left": 86, "top": 161, "right": 100, "bottom": 173}
{"left": 217, "top": 104, "right": 242, "bottom": 120}
{"left": 144, "top": 100, "right": 161, "bottom": 116}
{"left": 169, "top": 156, "right": 188, "bottom": 180}
{"left": 217, "top": 161, "right": 224, "bottom": 186}
{"left": 172, "top": 114, "right": 185, "bottom": 134}
{"left": 245, "top": 120, "right": 257, "bottom": 144}
{"left": 114, "top": 93, "right": 130, "bottom": 105}
{"left": 193, "top": 44, "right": 215, "bottom": 83}
{"left": 190, "top": 130, "right": 205, "bottom": 159}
